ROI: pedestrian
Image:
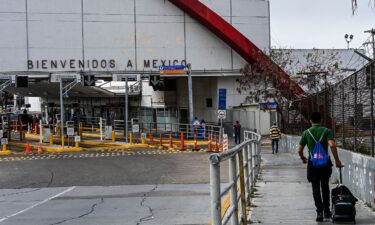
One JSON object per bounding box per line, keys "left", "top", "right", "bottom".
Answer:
{"left": 233, "top": 121, "right": 241, "bottom": 144}
{"left": 269, "top": 122, "right": 281, "bottom": 154}
{"left": 192, "top": 116, "right": 200, "bottom": 129}
{"left": 298, "top": 112, "right": 343, "bottom": 222}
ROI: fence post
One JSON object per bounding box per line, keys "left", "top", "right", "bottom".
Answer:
{"left": 99, "top": 117, "right": 103, "bottom": 142}
{"left": 210, "top": 156, "right": 222, "bottom": 225}
{"left": 228, "top": 156, "right": 239, "bottom": 225}
{"left": 238, "top": 149, "right": 247, "bottom": 224}
{"left": 244, "top": 144, "right": 251, "bottom": 201}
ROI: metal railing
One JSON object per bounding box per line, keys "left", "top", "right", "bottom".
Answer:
{"left": 112, "top": 121, "right": 222, "bottom": 140}
{"left": 209, "top": 130, "right": 261, "bottom": 225}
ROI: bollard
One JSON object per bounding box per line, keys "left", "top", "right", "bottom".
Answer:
{"left": 150, "top": 132, "right": 154, "bottom": 145}
{"left": 75, "top": 141, "right": 79, "bottom": 148}
{"left": 141, "top": 137, "right": 146, "bottom": 145}
{"left": 2, "top": 144, "right": 6, "bottom": 152}
{"left": 208, "top": 134, "right": 212, "bottom": 152}
{"left": 159, "top": 133, "right": 163, "bottom": 147}
{"left": 61, "top": 136, "right": 65, "bottom": 148}
{"left": 169, "top": 133, "right": 173, "bottom": 148}
{"left": 129, "top": 133, "right": 133, "bottom": 145}
{"left": 180, "top": 132, "right": 185, "bottom": 151}
{"left": 215, "top": 135, "right": 219, "bottom": 153}
{"left": 49, "top": 133, "right": 53, "bottom": 145}
{"left": 194, "top": 133, "right": 198, "bottom": 151}
{"left": 112, "top": 130, "right": 116, "bottom": 142}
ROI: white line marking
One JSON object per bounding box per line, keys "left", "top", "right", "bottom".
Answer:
{"left": 0, "top": 186, "right": 76, "bottom": 223}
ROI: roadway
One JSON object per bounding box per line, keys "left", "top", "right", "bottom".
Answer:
{"left": 0, "top": 149, "right": 229, "bottom": 225}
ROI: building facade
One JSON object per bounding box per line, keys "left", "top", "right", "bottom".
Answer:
{"left": 0, "top": 0, "right": 271, "bottom": 132}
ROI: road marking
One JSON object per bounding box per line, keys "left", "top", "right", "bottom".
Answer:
{"left": 0, "top": 186, "right": 76, "bottom": 223}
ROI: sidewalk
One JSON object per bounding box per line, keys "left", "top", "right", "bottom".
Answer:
{"left": 250, "top": 150, "right": 375, "bottom": 224}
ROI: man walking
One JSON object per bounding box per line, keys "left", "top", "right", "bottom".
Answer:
{"left": 233, "top": 121, "right": 241, "bottom": 144}
{"left": 269, "top": 122, "right": 281, "bottom": 154}
{"left": 298, "top": 112, "right": 342, "bottom": 222}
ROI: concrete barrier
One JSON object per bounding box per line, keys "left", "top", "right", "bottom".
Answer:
{"left": 280, "top": 134, "right": 375, "bottom": 209}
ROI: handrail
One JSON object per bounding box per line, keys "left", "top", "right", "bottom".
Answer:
{"left": 209, "top": 130, "right": 261, "bottom": 225}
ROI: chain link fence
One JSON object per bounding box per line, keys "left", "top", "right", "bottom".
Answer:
{"left": 280, "top": 61, "right": 375, "bottom": 156}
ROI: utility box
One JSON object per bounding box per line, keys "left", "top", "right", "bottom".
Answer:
{"left": 105, "top": 126, "right": 112, "bottom": 140}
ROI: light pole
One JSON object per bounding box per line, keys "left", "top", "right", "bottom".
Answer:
{"left": 186, "top": 63, "right": 194, "bottom": 123}
{"left": 344, "top": 34, "right": 354, "bottom": 49}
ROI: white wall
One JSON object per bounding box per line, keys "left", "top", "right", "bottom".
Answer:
{"left": 25, "top": 97, "right": 41, "bottom": 112}
{"left": 0, "top": 0, "right": 270, "bottom": 72}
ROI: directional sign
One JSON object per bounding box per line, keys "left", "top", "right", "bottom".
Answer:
{"left": 149, "top": 75, "right": 160, "bottom": 87}
{"left": 149, "top": 75, "right": 164, "bottom": 91}
{"left": 218, "top": 88, "right": 227, "bottom": 110}
{"left": 218, "top": 110, "right": 227, "bottom": 120}
{"left": 74, "top": 136, "right": 81, "bottom": 142}
{"left": 159, "top": 65, "right": 185, "bottom": 74}
{"left": 132, "top": 124, "right": 140, "bottom": 133}
{"left": 67, "top": 128, "right": 75, "bottom": 136}
{"left": 83, "top": 75, "right": 96, "bottom": 86}
{"left": 1, "top": 138, "right": 8, "bottom": 145}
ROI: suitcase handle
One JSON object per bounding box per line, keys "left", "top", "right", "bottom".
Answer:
{"left": 339, "top": 167, "right": 343, "bottom": 184}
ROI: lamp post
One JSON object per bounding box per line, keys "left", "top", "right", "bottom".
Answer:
{"left": 344, "top": 34, "right": 354, "bottom": 49}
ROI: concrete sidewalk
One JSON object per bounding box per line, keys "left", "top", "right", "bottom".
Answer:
{"left": 250, "top": 151, "right": 375, "bottom": 224}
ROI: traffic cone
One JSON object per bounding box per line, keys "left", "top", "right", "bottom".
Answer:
{"left": 25, "top": 142, "right": 31, "bottom": 154}
{"left": 37, "top": 143, "right": 43, "bottom": 155}
{"left": 207, "top": 134, "right": 212, "bottom": 152}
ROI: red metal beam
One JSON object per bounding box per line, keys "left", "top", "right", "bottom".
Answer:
{"left": 169, "top": 0, "right": 305, "bottom": 99}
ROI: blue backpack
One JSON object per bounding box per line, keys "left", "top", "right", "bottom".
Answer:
{"left": 308, "top": 128, "right": 329, "bottom": 168}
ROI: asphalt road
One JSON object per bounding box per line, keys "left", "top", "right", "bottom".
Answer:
{"left": 0, "top": 149, "right": 230, "bottom": 225}
{"left": 0, "top": 150, "right": 228, "bottom": 188}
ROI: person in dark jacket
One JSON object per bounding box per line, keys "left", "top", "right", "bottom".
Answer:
{"left": 233, "top": 121, "right": 241, "bottom": 144}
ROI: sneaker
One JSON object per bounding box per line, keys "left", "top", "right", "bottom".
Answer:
{"left": 324, "top": 211, "right": 332, "bottom": 219}
{"left": 316, "top": 213, "right": 323, "bottom": 222}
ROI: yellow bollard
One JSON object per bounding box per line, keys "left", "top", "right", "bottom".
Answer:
{"left": 49, "top": 133, "right": 53, "bottom": 145}
{"left": 61, "top": 136, "right": 65, "bottom": 148}
{"left": 112, "top": 130, "right": 116, "bottom": 142}
{"left": 129, "top": 133, "right": 133, "bottom": 145}
{"left": 2, "top": 144, "right": 6, "bottom": 151}
{"left": 75, "top": 141, "right": 79, "bottom": 148}
{"left": 141, "top": 137, "right": 145, "bottom": 145}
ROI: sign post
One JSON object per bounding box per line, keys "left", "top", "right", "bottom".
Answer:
{"left": 218, "top": 88, "right": 227, "bottom": 133}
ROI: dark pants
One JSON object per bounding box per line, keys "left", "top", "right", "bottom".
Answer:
{"left": 308, "top": 160, "right": 333, "bottom": 214}
{"left": 311, "top": 176, "right": 331, "bottom": 213}
{"left": 272, "top": 139, "right": 279, "bottom": 153}
{"left": 235, "top": 133, "right": 241, "bottom": 144}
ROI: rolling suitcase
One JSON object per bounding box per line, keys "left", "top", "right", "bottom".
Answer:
{"left": 331, "top": 168, "right": 357, "bottom": 223}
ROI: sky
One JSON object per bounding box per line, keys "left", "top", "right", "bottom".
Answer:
{"left": 270, "top": 0, "right": 375, "bottom": 53}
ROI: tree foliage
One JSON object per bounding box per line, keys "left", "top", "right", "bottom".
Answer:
{"left": 236, "top": 48, "right": 342, "bottom": 105}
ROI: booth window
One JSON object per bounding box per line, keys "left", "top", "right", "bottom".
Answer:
{"left": 206, "top": 98, "right": 212, "bottom": 108}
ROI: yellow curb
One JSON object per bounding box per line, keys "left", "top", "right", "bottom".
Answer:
{"left": 0, "top": 151, "right": 12, "bottom": 155}
{"left": 82, "top": 127, "right": 100, "bottom": 132}
{"left": 9, "top": 142, "right": 83, "bottom": 153}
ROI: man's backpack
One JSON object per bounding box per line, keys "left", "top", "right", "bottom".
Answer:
{"left": 307, "top": 128, "right": 329, "bottom": 168}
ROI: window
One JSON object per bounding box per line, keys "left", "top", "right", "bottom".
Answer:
{"left": 206, "top": 98, "right": 212, "bottom": 108}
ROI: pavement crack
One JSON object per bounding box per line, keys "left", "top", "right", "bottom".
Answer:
{"left": 0, "top": 167, "right": 54, "bottom": 198}
{"left": 136, "top": 184, "right": 158, "bottom": 225}
{"left": 50, "top": 197, "right": 104, "bottom": 225}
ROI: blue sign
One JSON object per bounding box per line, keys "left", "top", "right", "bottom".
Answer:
{"left": 159, "top": 65, "right": 185, "bottom": 71}
{"left": 259, "top": 102, "right": 278, "bottom": 111}
{"left": 218, "top": 88, "right": 227, "bottom": 110}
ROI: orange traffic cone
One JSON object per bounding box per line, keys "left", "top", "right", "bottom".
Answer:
{"left": 25, "top": 142, "right": 31, "bottom": 154}
{"left": 37, "top": 143, "right": 43, "bottom": 155}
